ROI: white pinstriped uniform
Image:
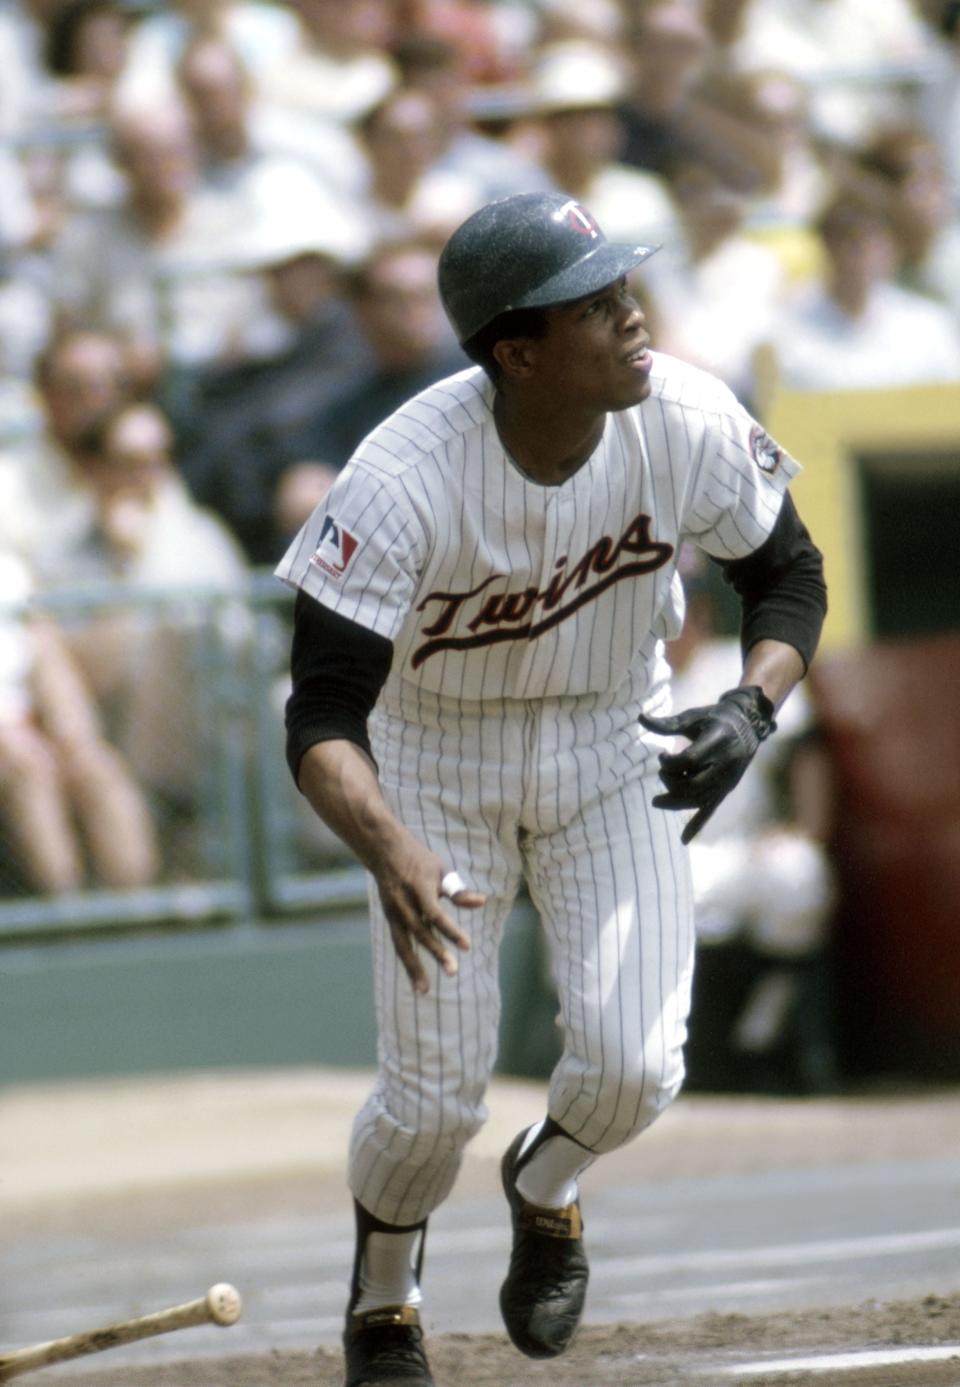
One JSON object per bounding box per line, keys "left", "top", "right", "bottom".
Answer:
{"left": 277, "top": 352, "right": 800, "bottom": 1227}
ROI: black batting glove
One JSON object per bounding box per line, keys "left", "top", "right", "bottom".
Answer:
{"left": 639, "top": 686, "right": 777, "bottom": 844}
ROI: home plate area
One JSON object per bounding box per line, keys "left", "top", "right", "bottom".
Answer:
{"left": 709, "top": 1343, "right": 960, "bottom": 1384}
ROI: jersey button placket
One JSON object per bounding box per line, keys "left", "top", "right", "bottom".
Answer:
{"left": 511, "top": 486, "right": 559, "bottom": 701}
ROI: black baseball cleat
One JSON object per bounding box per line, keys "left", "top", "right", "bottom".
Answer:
{"left": 342, "top": 1305, "right": 434, "bottom": 1387}
{"left": 498, "top": 1128, "right": 590, "bottom": 1359}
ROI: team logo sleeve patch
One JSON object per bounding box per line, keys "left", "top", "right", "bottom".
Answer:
{"left": 749, "top": 424, "right": 783, "bottom": 475}
{"left": 310, "top": 515, "right": 361, "bottom": 579}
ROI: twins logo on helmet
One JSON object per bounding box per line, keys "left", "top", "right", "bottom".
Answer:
{"left": 554, "top": 200, "right": 600, "bottom": 238}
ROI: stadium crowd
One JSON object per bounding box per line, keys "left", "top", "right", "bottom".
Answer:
{"left": 0, "top": 0, "right": 959, "bottom": 894}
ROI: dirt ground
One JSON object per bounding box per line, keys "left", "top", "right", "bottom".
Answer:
{"left": 20, "top": 1298, "right": 960, "bottom": 1387}
{"left": 5, "top": 1071, "right": 960, "bottom": 1387}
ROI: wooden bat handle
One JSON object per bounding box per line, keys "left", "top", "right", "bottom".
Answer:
{"left": 0, "top": 1284, "right": 241, "bottom": 1381}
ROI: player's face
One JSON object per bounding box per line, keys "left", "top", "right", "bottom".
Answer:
{"left": 530, "top": 278, "right": 653, "bottom": 411}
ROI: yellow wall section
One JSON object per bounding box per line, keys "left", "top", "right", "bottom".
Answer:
{"left": 765, "top": 385, "right": 960, "bottom": 650}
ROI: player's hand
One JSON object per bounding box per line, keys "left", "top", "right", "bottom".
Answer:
{"left": 375, "top": 848, "right": 485, "bottom": 994}
{"left": 639, "top": 686, "right": 777, "bottom": 844}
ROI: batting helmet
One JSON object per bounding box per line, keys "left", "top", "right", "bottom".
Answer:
{"left": 437, "top": 192, "right": 659, "bottom": 344}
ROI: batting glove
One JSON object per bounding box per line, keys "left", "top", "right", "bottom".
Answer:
{"left": 639, "top": 686, "right": 777, "bottom": 844}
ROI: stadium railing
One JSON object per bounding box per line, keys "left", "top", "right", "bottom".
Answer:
{"left": 0, "top": 572, "right": 368, "bottom": 943}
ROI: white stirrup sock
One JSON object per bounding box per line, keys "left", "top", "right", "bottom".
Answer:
{"left": 515, "top": 1121, "right": 596, "bottom": 1210}
{"left": 353, "top": 1230, "right": 424, "bottom": 1314}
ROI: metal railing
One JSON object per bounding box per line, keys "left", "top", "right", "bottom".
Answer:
{"left": 0, "top": 572, "right": 367, "bottom": 942}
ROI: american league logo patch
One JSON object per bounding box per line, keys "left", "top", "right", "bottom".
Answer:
{"left": 310, "top": 515, "right": 360, "bottom": 579}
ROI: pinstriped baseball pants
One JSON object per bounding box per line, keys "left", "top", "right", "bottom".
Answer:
{"left": 349, "top": 687, "right": 696, "bottom": 1228}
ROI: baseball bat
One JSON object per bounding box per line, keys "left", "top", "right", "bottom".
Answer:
{"left": 0, "top": 1283, "right": 241, "bottom": 1381}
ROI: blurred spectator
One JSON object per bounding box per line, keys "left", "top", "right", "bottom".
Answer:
{"left": 700, "top": 0, "right": 756, "bottom": 58}
{"left": 0, "top": 326, "right": 130, "bottom": 563}
{"left": 688, "top": 66, "right": 832, "bottom": 289}
{"left": 57, "top": 400, "right": 248, "bottom": 586}
{"left": 392, "top": 32, "right": 555, "bottom": 201}
{"left": 15, "top": 138, "right": 74, "bottom": 258}
{"left": 618, "top": 0, "right": 711, "bottom": 177}
{"left": 699, "top": 0, "right": 931, "bottom": 145}
{"left": 282, "top": 239, "right": 466, "bottom": 473}
{"left": 354, "top": 86, "right": 489, "bottom": 246}
{"left": 175, "top": 30, "right": 366, "bottom": 196}
{"left": 113, "top": 0, "right": 300, "bottom": 112}
{"left": 39, "top": 0, "right": 135, "bottom": 212}
{"left": 666, "top": 562, "right": 840, "bottom": 1094}
{"left": 0, "top": 159, "right": 42, "bottom": 260}
{"left": 0, "top": 0, "right": 114, "bottom": 244}
{"left": 855, "top": 120, "right": 960, "bottom": 326}
{"left": 43, "top": 0, "right": 133, "bottom": 119}
{"left": 173, "top": 32, "right": 368, "bottom": 363}
{"left": 0, "top": 547, "right": 158, "bottom": 895}
{"left": 705, "top": 0, "right": 927, "bottom": 74}
{"left": 395, "top": 0, "right": 538, "bottom": 84}
{"left": 0, "top": 122, "right": 44, "bottom": 258}
{"left": 173, "top": 194, "right": 372, "bottom": 565}
{"left": 0, "top": 0, "right": 59, "bottom": 131}
{"left": 536, "top": 0, "right": 625, "bottom": 46}
{"left": 857, "top": 122, "right": 953, "bottom": 272}
{"left": 271, "top": 459, "right": 342, "bottom": 554}
{"left": 48, "top": 100, "right": 277, "bottom": 389}
{"left": 40, "top": 399, "right": 248, "bottom": 821}
{"left": 35, "top": 326, "right": 130, "bottom": 452}
{"left": 773, "top": 187, "right": 960, "bottom": 391}
{"left": 617, "top": 0, "right": 784, "bottom": 196}
{"left": 653, "top": 157, "right": 790, "bottom": 406}
{"left": 913, "top": 0, "right": 960, "bottom": 203}
{"left": 258, "top": 0, "right": 398, "bottom": 126}
{"left": 0, "top": 262, "right": 52, "bottom": 389}
{"left": 708, "top": 68, "right": 832, "bottom": 228}
{"left": 530, "top": 40, "right": 680, "bottom": 251}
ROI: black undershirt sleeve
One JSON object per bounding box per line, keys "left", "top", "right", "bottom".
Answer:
{"left": 284, "top": 589, "right": 393, "bottom": 788}
{"left": 715, "top": 492, "right": 827, "bottom": 672}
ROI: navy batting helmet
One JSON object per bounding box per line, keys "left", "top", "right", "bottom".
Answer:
{"left": 437, "top": 192, "right": 659, "bottom": 344}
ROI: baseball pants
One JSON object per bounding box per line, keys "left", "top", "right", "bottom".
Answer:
{"left": 348, "top": 686, "right": 696, "bottom": 1228}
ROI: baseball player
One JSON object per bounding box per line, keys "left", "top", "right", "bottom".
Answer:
{"left": 277, "top": 191, "right": 827, "bottom": 1387}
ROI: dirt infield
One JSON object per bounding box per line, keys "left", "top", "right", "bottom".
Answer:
{"left": 5, "top": 1072, "right": 960, "bottom": 1387}
{"left": 26, "top": 1297, "right": 960, "bottom": 1386}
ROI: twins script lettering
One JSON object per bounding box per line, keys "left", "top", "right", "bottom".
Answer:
{"left": 412, "top": 512, "right": 673, "bottom": 668}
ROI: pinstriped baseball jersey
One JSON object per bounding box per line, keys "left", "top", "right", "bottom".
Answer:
{"left": 276, "top": 352, "right": 799, "bottom": 705}
{"left": 277, "top": 348, "right": 804, "bottom": 1231}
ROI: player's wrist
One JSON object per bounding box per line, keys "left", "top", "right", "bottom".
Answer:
{"left": 719, "top": 686, "right": 777, "bottom": 742}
